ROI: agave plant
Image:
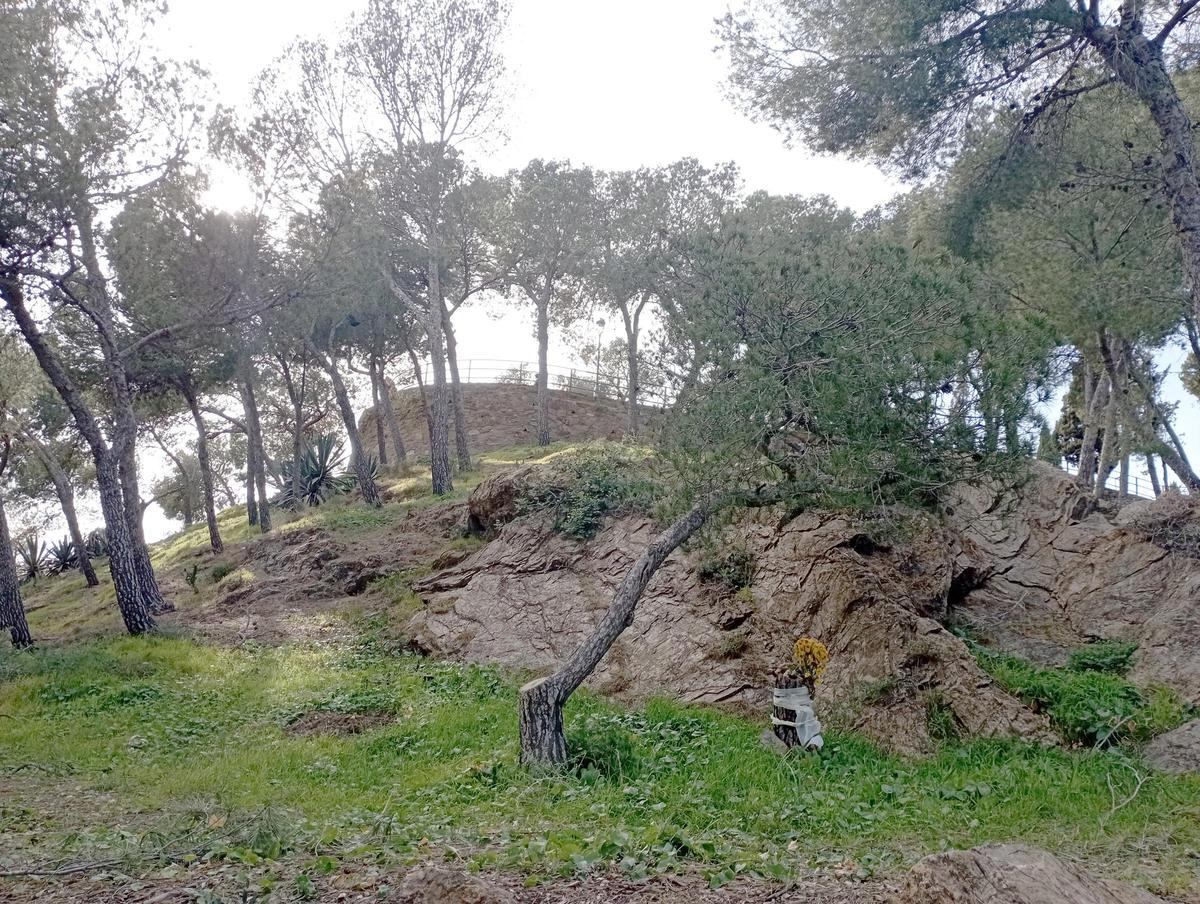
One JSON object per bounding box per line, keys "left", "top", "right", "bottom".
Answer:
{"left": 275, "top": 435, "right": 355, "bottom": 509}
{"left": 47, "top": 536, "right": 78, "bottom": 574}
{"left": 84, "top": 528, "right": 108, "bottom": 559}
{"left": 17, "top": 534, "right": 47, "bottom": 584}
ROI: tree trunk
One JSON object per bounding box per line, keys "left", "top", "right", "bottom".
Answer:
{"left": 314, "top": 345, "right": 382, "bottom": 508}
{"left": 96, "top": 451, "right": 157, "bottom": 635}
{"left": 238, "top": 369, "right": 271, "bottom": 532}
{"left": 180, "top": 378, "right": 223, "bottom": 553}
{"left": 21, "top": 429, "right": 99, "bottom": 587}
{"left": 378, "top": 367, "right": 408, "bottom": 470}
{"left": 1095, "top": 27, "right": 1200, "bottom": 333}
{"left": 368, "top": 355, "right": 389, "bottom": 468}
{"left": 0, "top": 491, "right": 32, "bottom": 648}
{"left": 245, "top": 437, "right": 259, "bottom": 527}
{"left": 117, "top": 432, "right": 174, "bottom": 615}
{"left": 403, "top": 336, "right": 435, "bottom": 442}
{"left": 442, "top": 303, "right": 471, "bottom": 472}
{"left": 426, "top": 252, "right": 454, "bottom": 495}
{"left": 1147, "top": 454, "right": 1162, "bottom": 496}
{"left": 1078, "top": 373, "right": 1109, "bottom": 485}
{"left": 1, "top": 278, "right": 154, "bottom": 635}
{"left": 536, "top": 293, "right": 552, "bottom": 446}
{"left": 1119, "top": 453, "right": 1130, "bottom": 497}
{"left": 518, "top": 504, "right": 709, "bottom": 766}
{"left": 620, "top": 303, "right": 640, "bottom": 435}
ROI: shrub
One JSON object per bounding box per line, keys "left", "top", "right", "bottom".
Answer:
{"left": 17, "top": 535, "right": 47, "bottom": 583}
{"left": 976, "top": 648, "right": 1187, "bottom": 746}
{"left": 274, "top": 435, "right": 356, "bottom": 509}
{"left": 1067, "top": 641, "right": 1138, "bottom": 675}
{"left": 566, "top": 713, "right": 642, "bottom": 781}
{"left": 519, "top": 446, "right": 658, "bottom": 539}
{"left": 210, "top": 562, "right": 237, "bottom": 584}
{"left": 47, "top": 536, "right": 78, "bottom": 574}
{"left": 698, "top": 548, "right": 756, "bottom": 589}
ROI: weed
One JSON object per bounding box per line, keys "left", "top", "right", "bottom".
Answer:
{"left": 975, "top": 647, "right": 1189, "bottom": 746}
{"left": 519, "top": 445, "right": 658, "bottom": 539}
{"left": 210, "top": 562, "right": 237, "bottom": 584}
{"left": 1067, "top": 641, "right": 1138, "bottom": 676}
{"left": 697, "top": 548, "right": 756, "bottom": 589}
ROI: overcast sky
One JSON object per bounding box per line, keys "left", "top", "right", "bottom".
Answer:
{"left": 106, "top": 0, "right": 1195, "bottom": 537}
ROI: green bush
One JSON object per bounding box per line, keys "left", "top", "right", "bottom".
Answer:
{"left": 976, "top": 649, "right": 1187, "bottom": 747}
{"left": 519, "top": 446, "right": 658, "bottom": 539}
{"left": 567, "top": 713, "right": 643, "bottom": 781}
{"left": 1067, "top": 641, "right": 1138, "bottom": 675}
{"left": 210, "top": 562, "right": 237, "bottom": 584}
{"left": 697, "top": 548, "right": 756, "bottom": 589}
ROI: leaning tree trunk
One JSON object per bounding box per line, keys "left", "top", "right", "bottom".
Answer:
{"left": 117, "top": 430, "right": 173, "bottom": 614}
{"left": 442, "top": 304, "right": 472, "bottom": 472}
{"left": 316, "top": 347, "right": 383, "bottom": 508}
{"left": 0, "top": 279, "right": 154, "bottom": 635}
{"left": 96, "top": 451, "right": 157, "bottom": 635}
{"left": 1147, "top": 454, "right": 1162, "bottom": 496}
{"left": 535, "top": 293, "right": 552, "bottom": 447}
{"left": 180, "top": 378, "right": 223, "bottom": 553}
{"left": 57, "top": 478, "right": 99, "bottom": 588}
{"left": 0, "top": 492, "right": 32, "bottom": 648}
{"left": 1096, "top": 29, "right": 1200, "bottom": 335}
{"left": 519, "top": 504, "right": 709, "bottom": 766}
{"left": 426, "top": 254, "right": 454, "bottom": 495}
{"left": 22, "top": 431, "right": 99, "bottom": 588}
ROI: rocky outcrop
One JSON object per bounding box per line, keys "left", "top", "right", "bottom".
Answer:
{"left": 409, "top": 470, "right": 1053, "bottom": 755}
{"left": 902, "top": 844, "right": 1166, "bottom": 903}
{"left": 948, "top": 465, "right": 1200, "bottom": 705}
{"left": 1143, "top": 720, "right": 1200, "bottom": 774}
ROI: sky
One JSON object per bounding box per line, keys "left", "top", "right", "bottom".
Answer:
{"left": 42, "top": 0, "right": 1199, "bottom": 540}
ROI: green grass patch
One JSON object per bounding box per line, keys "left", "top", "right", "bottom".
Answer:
{"left": 2, "top": 632, "right": 1198, "bottom": 894}
{"left": 975, "top": 648, "right": 1191, "bottom": 747}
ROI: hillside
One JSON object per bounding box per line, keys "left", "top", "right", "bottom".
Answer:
{"left": 2, "top": 445, "right": 1199, "bottom": 903}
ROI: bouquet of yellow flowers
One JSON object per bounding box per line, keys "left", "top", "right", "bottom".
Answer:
{"left": 792, "top": 637, "right": 829, "bottom": 685}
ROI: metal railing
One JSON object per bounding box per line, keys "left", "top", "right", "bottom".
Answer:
{"left": 1059, "top": 462, "right": 1167, "bottom": 500}
{"left": 398, "top": 358, "right": 674, "bottom": 409}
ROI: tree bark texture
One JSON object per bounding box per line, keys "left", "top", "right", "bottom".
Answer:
{"left": 536, "top": 291, "right": 552, "bottom": 446}
{"left": 0, "top": 278, "right": 154, "bottom": 635}
{"left": 22, "top": 430, "right": 99, "bottom": 587}
{"left": 315, "top": 346, "right": 383, "bottom": 508}
{"left": 0, "top": 493, "right": 32, "bottom": 648}
{"left": 442, "top": 303, "right": 472, "bottom": 471}
{"left": 518, "top": 504, "right": 709, "bottom": 766}
{"left": 180, "top": 377, "right": 223, "bottom": 553}
{"left": 426, "top": 252, "right": 454, "bottom": 495}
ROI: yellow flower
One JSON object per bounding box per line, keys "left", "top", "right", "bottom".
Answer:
{"left": 792, "top": 637, "right": 829, "bottom": 682}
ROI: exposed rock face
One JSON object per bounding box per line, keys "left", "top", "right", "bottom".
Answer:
{"left": 1143, "top": 720, "right": 1200, "bottom": 774}
{"left": 409, "top": 471, "right": 1054, "bottom": 755}
{"left": 902, "top": 844, "right": 1166, "bottom": 903}
{"left": 948, "top": 464, "right": 1200, "bottom": 705}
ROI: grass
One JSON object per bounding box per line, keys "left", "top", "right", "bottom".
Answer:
{"left": 2, "top": 628, "right": 1198, "bottom": 895}
{"left": 974, "top": 646, "right": 1193, "bottom": 747}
